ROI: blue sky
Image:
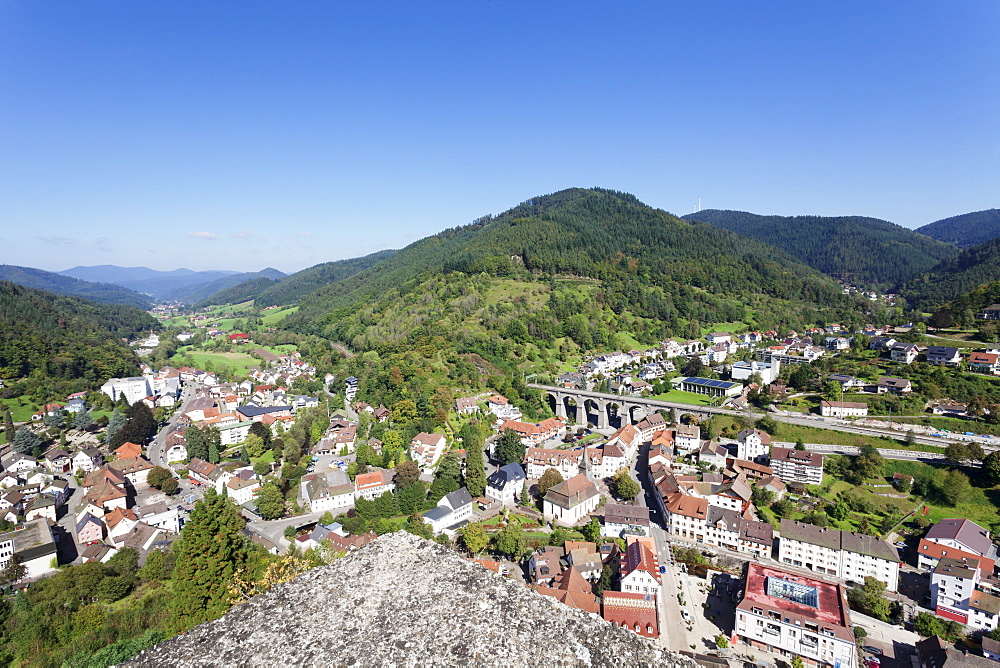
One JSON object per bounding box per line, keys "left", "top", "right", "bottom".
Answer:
{"left": 1, "top": 2, "right": 997, "bottom": 273}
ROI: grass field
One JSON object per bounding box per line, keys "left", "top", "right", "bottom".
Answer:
{"left": 770, "top": 421, "right": 944, "bottom": 452}
{"left": 649, "top": 390, "right": 713, "bottom": 406}
{"left": 261, "top": 307, "right": 299, "bottom": 325}
{"left": 170, "top": 349, "right": 261, "bottom": 373}
{"left": 0, "top": 398, "right": 40, "bottom": 422}
{"left": 882, "top": 459, "right": 1000, "bottom": 528}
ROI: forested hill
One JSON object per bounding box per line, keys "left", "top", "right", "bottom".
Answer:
{"left": 168, "top": 267, "right": 286, "bottom": 304}
{"left": 0, "top": 281, "right": 158, "bottom": 396}
{"left": 680, "top": 210, "right": 957, "bottom": 286}
{"left": 284, "top": 188, "right": 861, "bottom": 344}
{"left": 902, "top": 236, "right": 1000, "bottom": 311}
{"left": 253, "top": 249, "right": 398, "bottom": 307}
{"left": 195, "top": 276, "right": 281, "bottom": 308}
{"left": 916, "top": 209, "right": 1000, "bottom": 249}
{"left": 0, "top": 265, "right": 152, "bottom": 309}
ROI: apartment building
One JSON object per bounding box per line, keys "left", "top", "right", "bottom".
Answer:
{"left": 778, "top": 520, "right": 900, "bottom": 591}
{"left": 735, "top": 563, "right": 856, "bottom": 668}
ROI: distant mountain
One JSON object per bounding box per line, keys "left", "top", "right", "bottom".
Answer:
{"left": 916, "top": 209, "right": 1000, "bottom": 249}
{"left": 59, "top": 265, "right": 241, "bottom": 300}
{"left": 254, "top": 250, "right": 397, "bottom": 307}
{"left": 195, "top": 276, "right": 282, "bottom": 308}
{"left": 0, "top": 280, "right": 157, "bottom": 393}
{"left": 902, "top": 236, "right": 1000, "bottom": 310}
{"left": 162, "top": 267, "right": 286, "bottom": 304}
{"left": 681, "top": 210, "right": 958, "bottom": 286}
{"left": 0, "top": 265, "right": 152, "bottom": 308}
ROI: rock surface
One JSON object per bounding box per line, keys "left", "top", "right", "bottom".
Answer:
{"left": 129, "top": 531, "right": 695, "bottom": 667}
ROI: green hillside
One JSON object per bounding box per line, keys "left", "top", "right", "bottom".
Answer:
{"left": 254, "top": 249, "right": 397, "bottom": 306}
{"left": 195, "top": 276, "right": 281, "bottom": 307}
{"left": 916, "top": 209, "right": 1000, "bottom": 249}
{"left": 0, "top": 265, "right": 152, "bottom": 308}
{"left": 903, "top": 236, "right": 1000, "bottom": 311}
{"left": 165, "top": 267, "right": 285, "bottom": 304}
{"left": 0, "top": 281, "right": 158, "bottom": 399}
{"left": 288, "top": 189, "right": 852, "bottom": 331}
{"left": 681, "top": 209, "right": 958, "bottom": 286}
{"left": 283, "top": 188, "right": 886, "bottom": 355}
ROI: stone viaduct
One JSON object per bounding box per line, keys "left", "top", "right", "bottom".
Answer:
{"left": 527, "top": 383, "right": 755, "bottom": 430}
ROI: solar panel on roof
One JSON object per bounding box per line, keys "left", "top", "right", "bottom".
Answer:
{"left": 683, "top": 377, "right": 737, "bottom": 389}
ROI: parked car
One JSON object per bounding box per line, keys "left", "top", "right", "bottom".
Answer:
{"left": 863, "top": 646, "right": 883, "bottom": 656}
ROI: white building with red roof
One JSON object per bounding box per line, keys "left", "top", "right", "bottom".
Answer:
{"left": 735, "top": 563, "right": 856, "bottom": 668}
{"left": 409, "top": 433, "right": 447, "bottom": 470}
{"left": 619, "top": 541, "right": 660, "bottom": 597}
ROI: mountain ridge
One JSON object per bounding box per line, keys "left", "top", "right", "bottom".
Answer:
{"left": 282, "top": 189, "right": 878, "bottom": 357}
{"left": 0, "top": 265, "right": 153, "bottom": 308}
{"left": 916, "top": 209, "right": 1000, "bottom": 249}
{"left": 902, "top": 236, "right": 1000, "bottom": 310}
{"left": 681, "top": 209, "right": 958, "bottom": 286}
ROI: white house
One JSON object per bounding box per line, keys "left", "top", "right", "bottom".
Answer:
{"left": 423, "top": 487, "right": 475, "bottom": 537}
{"left": 485, "top": 463, "right": 526, "bottom": 506}
{"left": 226, "top": 473, "right": 262, "bottom": 507}
{"left": 134, "top": 501, "right": 181, "bottom": 534}
{"left": 543, "top": 475, "right": 600, "bottom": 526}
{"left": 770, "top": 447, "right": 824, "bottom": 486}
{"left": 409, "top": 433, "right": 447, "bottom": 470}
{"left": 354, "top": 469, "right": 396, "bottom": 501}
{"left": 72, "top": 446, "right": 104, "bottom": 474}
{"left": 819, "top": 400, "right": 868, "bottom": 418}
{"left": 602, "top": 503, "right": 650, "bottom": 538}
{"left": 930, "top": 557, "right": 1000, "bottom": 631}
{"left": 736, "top": 428, "right": 770, "bottom": 463}
{"left": 619, "top": 541, "right": 660, "bottom": 596}
{"left": 0, "top": 519, "right": 58, "bottom": 580}
{"left": 302, "top": 470, "right": 356, "bottom": 512}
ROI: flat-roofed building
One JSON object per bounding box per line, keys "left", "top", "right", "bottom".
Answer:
{"left": 0, "top": 518, "right": 57, "bottom": 580}
{"left": 670, "top": 376, "right": 742, "bottom": 398}
{"left": 735, "top": 563, "right": 856, "bottom": 668}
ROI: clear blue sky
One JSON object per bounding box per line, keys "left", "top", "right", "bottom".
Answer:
{"left": 1, "top": 2, "right": 997, "bottom": 273}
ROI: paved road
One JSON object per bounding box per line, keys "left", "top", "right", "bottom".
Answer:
{"left": 791, "top": 442, "right": 951, "bottom": 464}
{"left": 149, "top": 383, "right": 200, "bottom": 468}
{"left": 530, "top": 383, "right": 991, "bottom": 452}
{"left": 247, "top": 510, "right": 324, "bottom": 547}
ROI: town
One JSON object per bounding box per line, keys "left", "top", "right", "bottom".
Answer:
{"left": 4, "top": 311, "right": 1000, "bottom": 668}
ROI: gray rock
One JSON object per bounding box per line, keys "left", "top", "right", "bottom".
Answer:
{"left": 129, "top": 531, "right": 696, "bottom": 667}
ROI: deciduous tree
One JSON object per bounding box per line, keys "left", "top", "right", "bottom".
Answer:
{"left": 537, "top": 468, "right": 564, "bottom": 496}
{"left": 459, "top": 523, "right": 488, "bottom": 554}
{"left": 612, "top": 468, "right": 640, "bottom": 501}
{"left": 255, "top": 482, "right": 284, "bottom": 520}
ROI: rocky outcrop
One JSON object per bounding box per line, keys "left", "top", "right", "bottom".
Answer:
{"left": 130, "top": 531, "right": 695, "bottom": 667}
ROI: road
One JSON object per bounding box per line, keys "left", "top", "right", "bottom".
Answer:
{"left": 530, "top": 383, "right": 993, "bottom": 451}
{"left": 247, "top": 510, "right": 324, "bottom": 547}
{"left": 789, "top": 442, "right": 950, "bottom": 464}
{"left": 149, "top": 383, "right": 200, "bottom": 468}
